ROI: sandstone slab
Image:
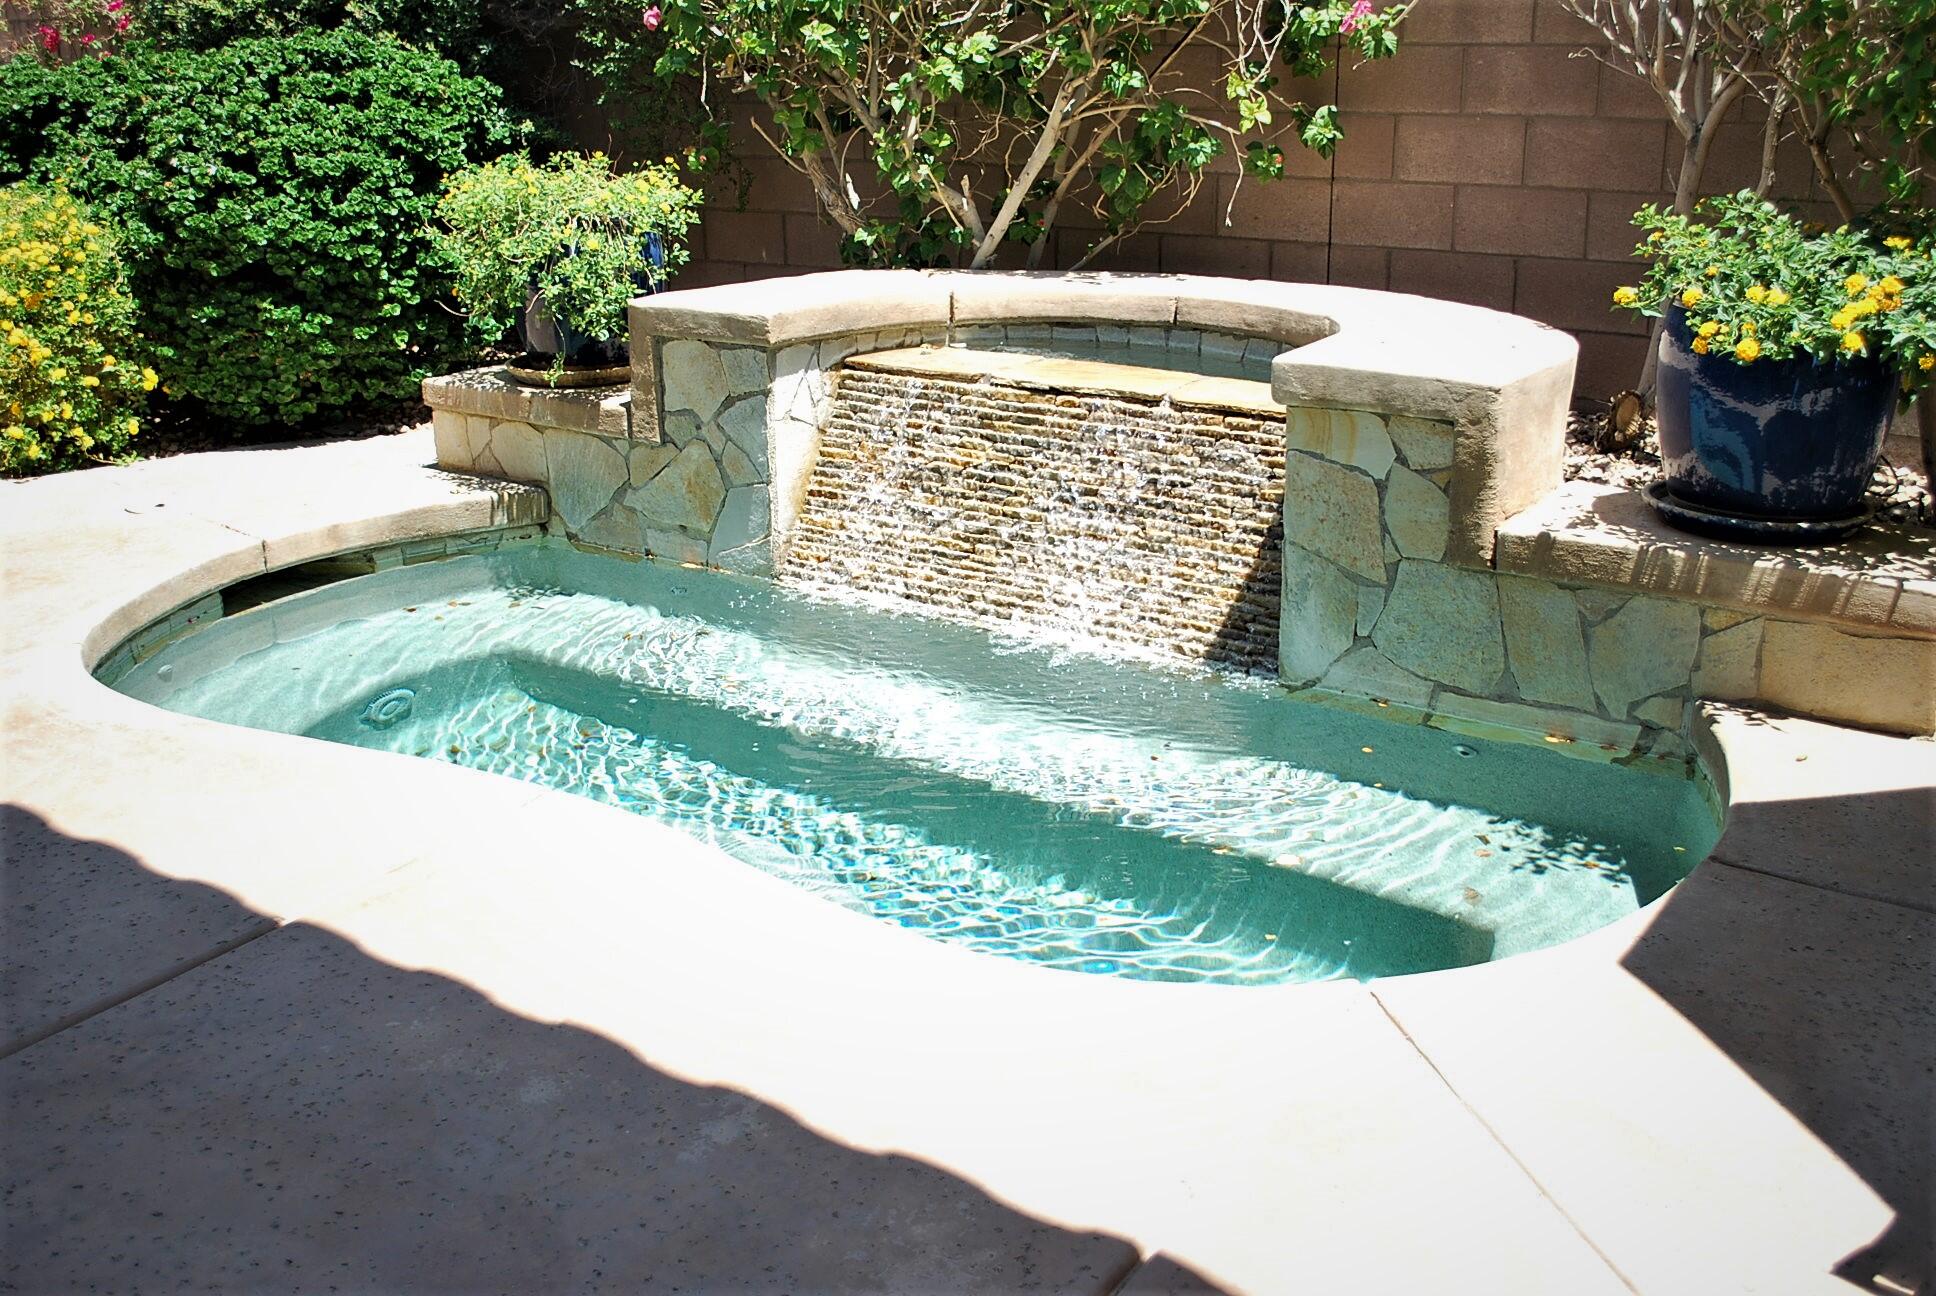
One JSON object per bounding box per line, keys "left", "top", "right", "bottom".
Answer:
{"left": 543, "top": 431, "right": 630, "bottom": 534}
{"left": 717, "top": 394, "right": 770, "bottom": 469}
{"left": 629, "top": 442, "right": 680, "bottom": 487}
{"left": 1285, "top": 408, "right": 1395, "bottom": 479}
{"left": 710, "top": 485, "right": 770, "bottom": 557}
{"left": 1373, "top": 562, "right": 1506, "bottom": 695}
{"left": 631, "top": 442, "right": 726, "bottom": 536}
{"left": 1320, "top": 645, "right": 1435, "bottom": 708}
{"left": 1283, "top": 454, "right": 1387, "bottom": 583}
{"left": 1496, "top": 576, "right": 1595, "bottom": 712}
{"left": 1692, "top": 617, "right": 1764, "bottom": 702}
{"left": 661, "top": 339, "right": 730, "bottom": 422}
{"left": 1384, "top": 464, "right": 1449, "bottom": 562}
{"left": 1588, "top": 594, "right": 1701, "bottom": 719}
{"left": 1279, "top": 549, "right": 1359, "bottom": 683}
{"left": 1388, "top": 415, "right": 1456, "bottom": 471}
{"left": 488, "top": 421, "right": 547, "bottom": 484}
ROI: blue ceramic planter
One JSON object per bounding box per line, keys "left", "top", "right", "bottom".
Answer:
{"left": 518, "top": 232, "right": 667, "bottom": 368}
{"left": 1654, "top": 305, "right": 1894, "bottom": 521}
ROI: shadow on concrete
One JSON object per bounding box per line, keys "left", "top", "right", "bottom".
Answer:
{"left": 0, "top": 806, "right": 1147, "bottom": 1294}
{"left": 1621, "top": 785, "right": 1934, "bottom": 1295}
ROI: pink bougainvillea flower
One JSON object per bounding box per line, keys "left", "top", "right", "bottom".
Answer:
{"left": 38, "top": 24, "right": 60, "bottom": 51}
{"left": 641, "top": 4, "right": 662, "bottom": 28}
{"left": 79, "top": 31, "right": 97, "bottom": 44}
{"left": 115, "top": 13, "right": 132, "bottom": 29}
{"left": 1340, "top": 0, "right": 1373, "bottom": 32}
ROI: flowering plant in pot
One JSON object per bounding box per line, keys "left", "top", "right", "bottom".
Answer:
{"left": 434, "top": 151, "right": 699, "bottom": 386}
{"left": 1613, "top": 192, "right": 1934, "bottom": 540}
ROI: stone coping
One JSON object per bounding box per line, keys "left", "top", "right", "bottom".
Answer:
{"left": 628, "top": 270, "right": 1576, "bottom": 424}
{"left": 2, "top": 432, "right": 1932, "bottom": 1292}
{"left": 423, "top": 366, "right": 633, "bottom": 439}
{"left": 1498, "top": 481, "right": 1936, "bottom": 639}
{"left": 844, "top": 346, "right": 1283, "bottom": 416}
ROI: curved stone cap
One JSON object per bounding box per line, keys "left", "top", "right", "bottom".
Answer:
{"left": 628, "top": 269, "right": 1577, "bottom": 422}
{"left": 630, "top": 271, "right": 1578, "bottom": 565}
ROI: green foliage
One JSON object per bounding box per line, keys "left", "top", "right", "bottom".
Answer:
{"left": 1613, "top": 193, "right": 1935, "bottom": 400}
{"left": 0, "top": 30, "right": 526, "bottom": 430}
{"left": 0, "top": 184, "right": 156, "bottom": 475}
{"left": 1719, "top": 0, "right": 1935, "bottom": 216}
{"left": 135, "top": 0, "right": 507, "bottom": 75}
{"left": 571, "top": 0, "right": 1404, "bottom": 268}
{"left": 435, "top": 152, "right": 701, "bottom": 347}
{"left": 568, "top": 1, "right": 739, "bottom": 176}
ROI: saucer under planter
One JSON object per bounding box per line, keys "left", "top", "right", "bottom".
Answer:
{"left": 503, "top": 354, "right": 631, "bottom": 389}
{"left": 1650, "top": 305, "right": 1892, "bottom": 542}
{"left": 1643, "top": 482, "right": 1873, "bottom": 543}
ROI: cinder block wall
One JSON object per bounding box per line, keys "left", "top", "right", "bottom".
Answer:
{"left": 669, "top": 0, "right": 1830, "bottom": 402}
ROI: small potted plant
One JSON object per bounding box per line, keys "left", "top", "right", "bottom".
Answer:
{"left": 435, "top": 151, "right": 700, "bottom": 386}
{"left": 1613, "top": 192, "right": 1935, "bottom": 541}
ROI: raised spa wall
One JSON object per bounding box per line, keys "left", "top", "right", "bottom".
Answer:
{"left": 425, "top": 270, "right": 1936, "bottom": 762}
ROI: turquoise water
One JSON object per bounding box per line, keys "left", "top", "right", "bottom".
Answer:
{"left": 114, "top": 542, "right": 1716, "bottom": 985}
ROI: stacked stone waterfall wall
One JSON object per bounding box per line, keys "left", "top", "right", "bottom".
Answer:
{"left": 781, "top": 369, "right": 1285, "bottom": 671}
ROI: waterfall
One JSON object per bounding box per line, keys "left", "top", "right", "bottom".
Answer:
{"left": 778, "top": 364, "right": 1285, "bottom": 673}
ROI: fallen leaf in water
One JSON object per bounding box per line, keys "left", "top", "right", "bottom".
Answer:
{"left": 1475, "top": 849, "right": 1492, "bottom": 858}
{"left": 1462, "top": 887, "right": 1482, "bottom": 905}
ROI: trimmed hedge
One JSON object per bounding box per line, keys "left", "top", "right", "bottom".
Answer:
{"left": 0, "top": 30, "right": 525, "bottom": 429}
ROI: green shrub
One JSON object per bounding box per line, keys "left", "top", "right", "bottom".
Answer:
{"left": 1, "top": 183, "right": 156, "bottom": 475}
{"left": 435, "top": 153, "right": 701, "bottom": 349}
{"left": 0, "top": 30, "right": 525, "bottom": 429}
{"left": 136, "top": 0, "right": 501, "bottom": 73}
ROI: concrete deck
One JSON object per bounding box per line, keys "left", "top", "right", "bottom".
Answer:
{"left": 2, "top": 430, "right": 1931, "bottom": 1294}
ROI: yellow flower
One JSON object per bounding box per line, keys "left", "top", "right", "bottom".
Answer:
{"left": 125, "top": 417, "right": 140, "bottom": 434}
{"left": 1698, "top": 320, "right": 1720, "bottom": 338}
{"left": 1745, "top": 285, "right": 1767, "bottom": 303}
{"left": 1845, "top": 273, "right": 1868, "bottom": 295}
{"left": 140, "top": 367, "right": 158, "bottom": 391}
{"left": 1648, "top": 230, "right": 1664, "bottom": 243}
{"left": 1879, "top": 275, "right": 1904, "bottom": 295}
{"left": 1612, "top": 286, "right": 1640, "bottom": 307}
{"left": 1734, "top": 338, "right": 1761, "bottom": 362}
{"left": 1691, "top": 336, "right": 1711, "bottom": 355}
{"left": 1884, "top": 235, "right": 1912, "bottom": 250}
{"left": 1740, "top": 320, "right": 1755, "bottom": 337}
{"left": 1921, "top": 354, "right": 1935, "bottom": 372}
{"left": 1680, "top": 287, "right": 1705, "bottom": 308}
{"left": 1841, "top": 331, "right": 1866, "bottom": 354}
{"left": 1765, "top": 289, "right": 1789, "bottom": 307}
{"left": 79, "top": 375, "right": 99, "bottom": 387}
{"left": 48, "top": 367, "right": 65, "bottom": 381}
{"left": 1831, "top": 309, "right": 1854, "bottom": 330}
{"left": 1704, "top": 265, "right": 1720, "bottom": 277}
